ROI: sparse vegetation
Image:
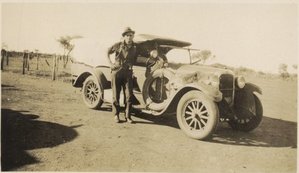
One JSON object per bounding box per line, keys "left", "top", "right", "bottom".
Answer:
{"left": 279, "top": 63, "right": 290, "bottom": 79}
{"left": 57, "top": 35, "right": 82, "bottom": 68}
{"left": 1, "top": 48, "right": 296, "bottom": 82}
{"left": 191, "top": 50, "right": 214, "bottom": 64}
{"left": 168, "top": 61, "right": 296, "bottom": 81}
{"left": 292, "top": 64, "right": 297, "bottom": 70}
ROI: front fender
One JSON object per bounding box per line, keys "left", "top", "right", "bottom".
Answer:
{"left": 234, "top": 83, "right": 262, "bottom": 118}
{"left": 185, "top": 83, "right": 222, "bottom": 102}
{"left": 243, "top": 82, "right": 262, "bottom": 95}
{"left": 148, "top": 83, "right": 222, "bottom": 116}
{"left": 171, "top": 83, "right": 222, "bottom": 102}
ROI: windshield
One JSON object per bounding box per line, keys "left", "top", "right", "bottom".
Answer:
{"left": 164, "top": 48, "right": 206, "bottom": 65}
{"left": 166, "top": 49, "right": 191, "bottom": 64}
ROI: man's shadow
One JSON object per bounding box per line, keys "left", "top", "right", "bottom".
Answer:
{"left": 1, "top": 109, "right": 81, "bottom": 171}
{"left": 100, "top": 103, "right": 178, "bottom": 127}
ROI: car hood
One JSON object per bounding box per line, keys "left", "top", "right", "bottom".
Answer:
{"left": 167, "top": 64, "right": 234, "bottom": 94}
{"left": 134, "top": 34, "right": 191, "bottom": 54}
{"left": 175, "top": 64, "right": 234, "bottom": 77}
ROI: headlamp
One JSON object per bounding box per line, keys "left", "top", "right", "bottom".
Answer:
{"left": 236, "top": 76, "right": 246, "bottom": 88}
{"left": 150, "top": 50, "right": 158, "bottom": 58}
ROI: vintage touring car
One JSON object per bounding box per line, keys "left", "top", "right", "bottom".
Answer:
{"left": 71, "top": 34, "right": 263, "bottom": 140}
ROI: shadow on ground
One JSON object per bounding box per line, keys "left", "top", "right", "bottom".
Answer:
{"left": 211, "top": 116, "right": 297, "bottom": 148}
{"left": 100, "top": 104, "right": 179, "bottom": 128}
{"left": 114, "top": 106, "right": 297, "bottom": 148}
{"left": 100, "top": 104, "right": 297, "bottom": 148}
{"left": 1, "top": 109, "right": 79, "bottom": 171}
{"left": 132, "top": 111, "right": 179, "bottom": 128}
{"left": 1, "top": 84, "right": 19, "bottom": 91}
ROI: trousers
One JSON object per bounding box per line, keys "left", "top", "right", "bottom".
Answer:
{"left": 111, "top": 68, "right": 133, "bottom": 117}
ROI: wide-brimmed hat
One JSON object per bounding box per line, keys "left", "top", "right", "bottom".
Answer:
{"left": 122, "top": 27, "right": 135, "bottom": 36}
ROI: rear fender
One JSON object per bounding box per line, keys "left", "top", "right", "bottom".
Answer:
{"left": 73, "top": 68, "right": 110, "bottom": 89}
{"left": 72, "top": 71, "right": 96, "bottom": 88}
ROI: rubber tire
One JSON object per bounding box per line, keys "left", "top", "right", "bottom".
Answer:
{"left": 142, "top": 68, "right": 175, "bottom": 111}
{"left": 177, "top": 90, "right": 219, "bottom": 140}
{"left": 82, "top": 75, "right": 103, "bottom": 109}
{"left": 228, "top": 95, "right": 263, "bottom": 132}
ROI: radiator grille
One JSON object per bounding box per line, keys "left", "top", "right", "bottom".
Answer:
{"left": 219, "top": 74, "right": 234, "bottom": 97}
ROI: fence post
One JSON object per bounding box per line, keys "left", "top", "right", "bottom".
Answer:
{"left": 1, "top": 57, "right": 3, "bottom": 70}
{"left": 52, "top": 54, "right": 57, "bottom": 80}
{"left": 26, "top": 52, "right": 30, "bottom": 71}
{"left": 36, "top": 53, "right": 39, "bottom": 70}
{"left": 6, "top": 51, "right": 9, "bottom": 66}
{"left": 56, "top": 55, "right": 59, "bottom": 73}
{"left": 22, "top": 52, "right": 26, "bottom": 74}
{"left": 1, "top": 49, "right": 4, "bottom": 70}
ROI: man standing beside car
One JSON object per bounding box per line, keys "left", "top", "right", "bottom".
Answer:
{"left": 107, "top": 27, "right": 147, "bottom": 123}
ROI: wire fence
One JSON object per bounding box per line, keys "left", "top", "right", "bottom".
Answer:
{"left": 1, "top": 53, "right": 72, "bottom": 82}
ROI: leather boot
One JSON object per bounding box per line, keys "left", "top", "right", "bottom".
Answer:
{"left": 114, "top": 115, "right": 120, "bottom": 123}
{"left": 126, "top": 115, "right": 134, "bottom": 123}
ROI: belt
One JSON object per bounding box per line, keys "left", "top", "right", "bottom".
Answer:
{"left": 111, "top": 66, "right": 133, "bottom": 72}
{"left": 122, "top": 63, "right": 133, "bottom": 70}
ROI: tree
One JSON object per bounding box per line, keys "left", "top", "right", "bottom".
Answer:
{"left": 57, "top": 35, "right": 82, "bottom": 68}
{"left": 2, "top": 42, "right": 8, "bottom": 49}
{"left": 191, "top": 50, "right": 214, "bottom": 64}
{"left": 292, "top": 64, "right": 297, "bottom": 70}
{"left": 279, "top": 63, "right": 289, "bottom": 79}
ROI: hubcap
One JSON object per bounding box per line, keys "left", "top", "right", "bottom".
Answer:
{"left": 85, "top": 81, "right": 99, "bottom": 104}
{"left": 183, "top": 99, "right": 209, "bottom": 131}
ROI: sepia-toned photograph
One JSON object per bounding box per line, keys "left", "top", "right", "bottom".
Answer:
{"left": 1, "top": 1, "right": 297, "bottom": 172}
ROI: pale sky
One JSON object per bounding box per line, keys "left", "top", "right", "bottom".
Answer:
{"left": 1, "top": 2, "right": 298, "bottom": 73}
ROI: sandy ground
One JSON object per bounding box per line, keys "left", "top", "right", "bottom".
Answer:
{"left": 1, "top": 71, "right": 297, "bottom": 172}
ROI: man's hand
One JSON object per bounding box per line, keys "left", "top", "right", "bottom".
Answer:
{"left": 108, "top": 53, "right": 120, "bottom": 70}
{"left": 111, "top": 63, "right": 120, "bottom": 70}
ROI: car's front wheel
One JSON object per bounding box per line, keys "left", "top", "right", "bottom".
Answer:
{"left": 82, "top": 75, "right": 103, "bottom": 109}
{"left": 228, "top": 95, "right": 263, "bottom": 131}
{"left": 177, "top": 90, "right": 219, "bottom": 140}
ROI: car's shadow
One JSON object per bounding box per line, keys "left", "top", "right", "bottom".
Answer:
{"left": 1, "top": 109, "right": 80, "bottom": 171}
{"left": 99, "top": 105, "right": 297, "bottom": 148}
{"left": 211, "top": 116, "right": 297, "bottom": 148}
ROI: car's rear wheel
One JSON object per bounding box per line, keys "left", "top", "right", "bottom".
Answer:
{"left": 228, "top": 95, "right": 263, "bottom": 131}
{"left": 177, "top": 90, "right": 219, "bottom": 140}
{"left": 82, "top": 75, "right": 103, "bottom": 109}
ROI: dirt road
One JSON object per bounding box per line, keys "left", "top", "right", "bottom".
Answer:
{"left": 1, "top": 71, "right": 297, "bottom": 172}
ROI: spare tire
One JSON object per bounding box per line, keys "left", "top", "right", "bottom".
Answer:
{"left": 142, "top": 68, "right": 175, "bottom": 111}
